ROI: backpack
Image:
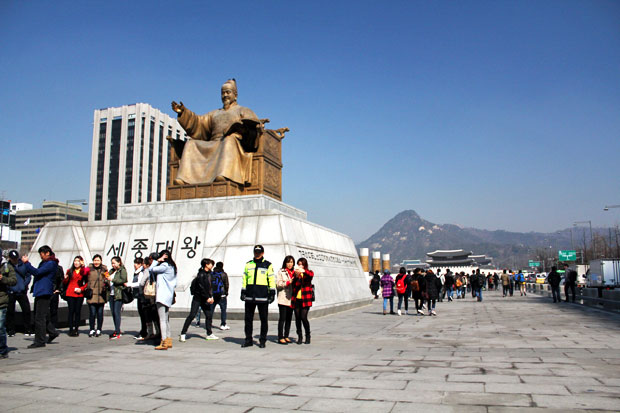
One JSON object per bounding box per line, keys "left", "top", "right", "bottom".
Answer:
{"left": 211, "top": 271, "right": 224, "bottom": 295}
{"left": 395, "top": 276, "right": 406, "bottom": 295}
{"left": 456, "top": 278, "right": 462, "bottom": 287}
{"left": 410, "top": 278, "right": 420, "bottom": 292}
{"left": 189, "top": 275, "right": 199, "bottom": 296}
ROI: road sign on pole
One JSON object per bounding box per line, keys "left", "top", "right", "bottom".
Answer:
{"left": 528, "top": 260, "right": 541, "bottom": 267}
{"left": 558, "top": 250, "right": 577, "bottom": 262}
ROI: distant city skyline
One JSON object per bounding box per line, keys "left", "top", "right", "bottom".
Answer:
{"left": 1, "top": 0, "right": 618, "bottom": 243}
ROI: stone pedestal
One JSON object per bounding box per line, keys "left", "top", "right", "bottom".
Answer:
{"left": 31, "top": 195, "right": 371, "bottom": 315}
{"left": 167, "top": 130, "right": 283, "bottom": 201}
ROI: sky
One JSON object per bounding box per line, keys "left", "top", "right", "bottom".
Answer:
{"left": 1, "top": 0, "right": 619, "bottom": 242}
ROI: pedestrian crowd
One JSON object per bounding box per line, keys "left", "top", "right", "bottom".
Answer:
{"left": 0, "top": 243, "right": 315, "bottom": 358}
{"left": 370, "top": 266, "right": 539, "bottom": 317}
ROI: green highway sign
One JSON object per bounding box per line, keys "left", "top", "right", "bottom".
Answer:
{"left": 528, "top": 261, "right": 541, "bottom": 267}
{"left": 558, "top": 250, "right": 577, "bottom": 262}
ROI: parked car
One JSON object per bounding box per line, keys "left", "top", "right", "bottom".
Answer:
{"left": 536, "top": 273, "right": 547, "bottom": 284}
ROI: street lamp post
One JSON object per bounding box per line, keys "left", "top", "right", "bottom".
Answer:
{"left": 574, "top": 220, "right": 593, "bottom": 262}
{"left": 604, "top": 204, "right": 620, "bottom": 259}
{"left": 65, "top": 199, "right": 87, "bottom": 220}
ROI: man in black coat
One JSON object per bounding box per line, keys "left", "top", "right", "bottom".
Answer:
{"left": 547, "top": 266, "right": 562, "bottom": 303}
{"left": 564, "top": 265, "right": 577, "bottom": 303}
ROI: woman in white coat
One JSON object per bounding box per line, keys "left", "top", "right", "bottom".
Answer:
{"left": 276, "top": 255, "right": 295, "bottom": 344}
{"left": 151, "top": 250, "right": 177, "bottom": 350}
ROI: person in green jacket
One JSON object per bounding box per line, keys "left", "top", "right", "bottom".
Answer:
{"left": 241, "top": 245, "right": 275, "bottom": 348}
{"left": 0, "top": 256, "right": 18, "bottom": 358}
{"left": 106, "top": 256, "right": 127, "bottom": 340}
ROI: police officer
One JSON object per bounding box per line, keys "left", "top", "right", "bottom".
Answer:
{"left": 241, "top": 245, "right": 275, "bottom": 348}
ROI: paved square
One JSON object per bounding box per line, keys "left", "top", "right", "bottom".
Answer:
{"left": 1, "top": 290, "right": 619, "bottom": 412}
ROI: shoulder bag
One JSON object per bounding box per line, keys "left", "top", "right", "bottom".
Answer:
{"left": 143, "top": 275, "right": 157, "bottom": 301}
{"left": 121, "top": 286, "right": 134, "bottom": 304}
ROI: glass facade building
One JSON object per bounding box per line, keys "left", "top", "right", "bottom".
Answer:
{"left": 89, "top": 103, "right": 185, "bottom": 221}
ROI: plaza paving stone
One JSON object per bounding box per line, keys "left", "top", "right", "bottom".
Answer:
{"left": 0, "top": 289, "right": 619, "bottom": 411}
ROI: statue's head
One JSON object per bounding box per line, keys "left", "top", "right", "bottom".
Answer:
{"left": 221, "top": 79, "right": 238, "bottom": 109}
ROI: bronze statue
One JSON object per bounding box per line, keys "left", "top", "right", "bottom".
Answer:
{"left": 171, "top": 79, "right": 263, "bottom": 186}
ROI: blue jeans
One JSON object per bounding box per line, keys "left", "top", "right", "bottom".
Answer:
{"left": 0, "top": 308, "right": 7, "bottom": 355}
{"left": 109, "top": 297, "right": 122, "bottom": 334}
{"left": 212, "top": 296, "right": 227, "bottom": 326}
{"left": 447, "top": 287, "right": 454, "bottom": 299}
{"left": 89, "top": 303, "right": 104, "bottom": 331}
{"left": 551, "top": 286, "right": 561, "bottom": 302}
{"left": 383, "top": 296, "right": 393, "bottom": 313}
{"left": 475, "top": 288, "right": 483, "bottom": 301}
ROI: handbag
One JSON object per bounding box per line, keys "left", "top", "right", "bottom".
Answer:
{"left": 83, "top": 287, "right": 93, "bottom": 299}
{"left": 99, "top": 278, "right": 109, "bottom": 303}
{"left": 121, "top": 287, "right": 134, "bottom": 304}
{"left": 143, "top": 278, "right": 157, "bottom": 300}
{"left": 60, "top": 284, "right": 69, "bottom": 301}
{"left": 311, "top": 284, "right": 316, "bottom": 302}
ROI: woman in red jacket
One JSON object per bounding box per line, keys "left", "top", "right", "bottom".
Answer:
{"left": 291, "top": 257, "right": 314, "bottom": 345}
{"left": 63, "top": 256, "right": 90, "bottom": 336}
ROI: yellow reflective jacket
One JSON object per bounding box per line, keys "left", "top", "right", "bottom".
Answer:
{"left": 242, "top": 258, "right": 275, "bottom": 302}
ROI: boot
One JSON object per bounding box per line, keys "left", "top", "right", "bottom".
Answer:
{"left": 305, "top": 333, "right": 311, "bottom": 344}
{"left": 154, "top": 340, "right": 168, "bottom": 350}
{"left": 297, "top": 331, "right": 303, "bottom": 345}
{"left": 165, "top": 337, "right": 173, "bottom": 349}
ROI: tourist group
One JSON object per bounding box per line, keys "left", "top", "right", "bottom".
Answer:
{"left": 0, "top": 244, "right": 315, "bottom": 358}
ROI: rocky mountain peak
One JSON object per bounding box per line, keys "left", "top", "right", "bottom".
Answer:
{"left": 357, "top": 210, "right": 574, "bottom": 268}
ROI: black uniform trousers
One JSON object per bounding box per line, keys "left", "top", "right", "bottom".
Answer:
{"left": 244, "top": 301, "right": 268, "bottom": 343}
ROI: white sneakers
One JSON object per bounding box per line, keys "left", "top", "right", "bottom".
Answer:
{"left": 397, "top": 309, "right": 402, "bottom": 316}
{"left": 219, "top": 325, "right": 230, "bottom": 330}
{"left": 431, "top": 310, "right": 437, "bottom": 316}
{"left": 181, "top": 333, "right": 219, "bottom": 341}
{"left": 417, "top": 309, "right": 424, "bottom": 315}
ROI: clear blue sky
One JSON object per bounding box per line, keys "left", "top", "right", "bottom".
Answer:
{"left": 1, "top": 0, "right": 619, "bottom": 242}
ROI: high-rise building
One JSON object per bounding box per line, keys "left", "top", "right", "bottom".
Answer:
{"left": 16, "top": 201, "right": 88, "bottom": 253}
{"left": 89, "top": 104, "right": 186, "bottom": 221}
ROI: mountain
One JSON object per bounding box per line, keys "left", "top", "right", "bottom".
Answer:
{"left": 356, "top": 210, "right": 577, "bottom": 269}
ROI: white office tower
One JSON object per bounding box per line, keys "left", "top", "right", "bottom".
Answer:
{"left": 89, "top": 103, "right": 186, "bottom": 221}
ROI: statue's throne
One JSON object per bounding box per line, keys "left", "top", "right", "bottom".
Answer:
{"left": 166, "top": 122, "right": 287, "bottom": 201}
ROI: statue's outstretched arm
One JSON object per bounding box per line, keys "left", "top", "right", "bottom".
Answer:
{"left": 171, "top": 101, "right": 185, "bottom": 114}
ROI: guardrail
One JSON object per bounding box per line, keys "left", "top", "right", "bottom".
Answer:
{"left": 526, "top": 283, "right": 620, "bottom": 312}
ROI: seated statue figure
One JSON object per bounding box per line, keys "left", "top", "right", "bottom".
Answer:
{"left": 171, "top": 79, "right": 262, "bottom": 186}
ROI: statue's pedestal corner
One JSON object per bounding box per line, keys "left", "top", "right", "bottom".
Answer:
{"left": 166, "top": 180, "right": 279, "bottom": 202}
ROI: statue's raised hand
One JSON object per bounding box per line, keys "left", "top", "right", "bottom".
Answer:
{"left": 171, "top": 101, "right": 185, "bottom": 114}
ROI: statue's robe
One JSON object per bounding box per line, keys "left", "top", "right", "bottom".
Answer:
{"left": 176, "top": 103, "right": 258, "bottom": 185}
